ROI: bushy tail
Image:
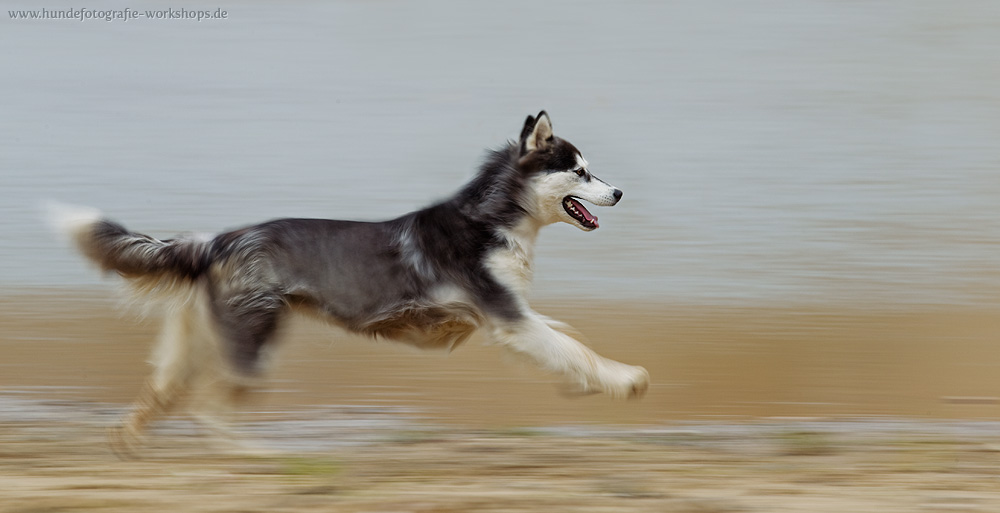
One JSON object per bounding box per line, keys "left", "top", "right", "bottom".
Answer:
{"left": 47, "top": 202, "right": 210, "bottom": 282}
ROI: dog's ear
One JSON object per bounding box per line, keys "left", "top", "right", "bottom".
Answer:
{"left": 520, "top": 110, "right": 553, "bottom": 154}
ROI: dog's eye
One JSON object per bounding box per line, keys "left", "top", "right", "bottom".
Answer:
{"left": 573, "top": 168, "right": 585, "bottom": 177}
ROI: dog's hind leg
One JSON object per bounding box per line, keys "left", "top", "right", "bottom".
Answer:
{"left": 110, "top": 301, "right": 212, "bottom": 458}
{"left": 172, "top": 291, "right": 286, "bottom": 454}
{"left": 187, "top": 379, "right": 268, "bottom": 454}
{"left": 210, "top": 290, "right": 286, "bottom": 376}
{"left": 488, "top": 312, "right": 649, "bottom": 399}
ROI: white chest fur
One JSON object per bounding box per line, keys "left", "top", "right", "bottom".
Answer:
{"left": 485, "top": 219, "right": 540, "bottom": 299}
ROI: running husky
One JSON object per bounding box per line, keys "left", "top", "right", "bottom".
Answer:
{"left": 54, "top": 111, "right": 649, "bottom": 453}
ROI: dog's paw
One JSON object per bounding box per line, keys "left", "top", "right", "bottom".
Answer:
{"left": 626, "top": 366, "right": 650, "bottom": 399}
{"left": 107, "top": 424, "right": 144, "bottom": 460}
{"left": 603, "top": 363, "right": 650, "bottom": 400}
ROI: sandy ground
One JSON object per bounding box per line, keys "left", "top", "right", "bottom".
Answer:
{"left": 4, "top": 291, "right": 1000, "bottom": 511}
{"left": 4, "top": 399, "right": 1000, "bottom": 512}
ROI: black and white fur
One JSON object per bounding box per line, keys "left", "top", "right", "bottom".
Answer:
{"left": 53, "top": 111, "right": 649, "bottom": 454}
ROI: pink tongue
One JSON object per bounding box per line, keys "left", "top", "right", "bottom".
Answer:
{"left": 569, "top": 198, "right": 599, "bottom": 227}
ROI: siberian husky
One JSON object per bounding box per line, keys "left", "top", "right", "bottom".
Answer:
{"left": 53, "top": 111, "right": 649, "bottom": 454}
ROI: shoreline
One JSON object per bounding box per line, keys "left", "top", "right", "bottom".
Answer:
{"left": 2, "top": 289, "right": 1000, "bottom": 426}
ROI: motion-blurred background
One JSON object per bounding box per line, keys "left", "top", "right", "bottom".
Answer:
{"left": 3, "top": 0, "right": 1000, "bottom": 424}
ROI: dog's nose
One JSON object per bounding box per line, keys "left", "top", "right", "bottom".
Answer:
{"left": 613, "top": 188, "right": 623, "bottom": 203}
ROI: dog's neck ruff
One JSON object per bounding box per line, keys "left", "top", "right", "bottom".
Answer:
{"left": 454, "top": 143, "right": 530, "bottom": 227}
{"left": 488, "top": 217, "right": 542, "bottom": 299}
{"left": 498, "top": 217, "right": 541, "bottom": 254}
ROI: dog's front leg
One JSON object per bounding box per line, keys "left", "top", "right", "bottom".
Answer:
{"left": 488, "top": 312, "right": 649, "bottom": 399}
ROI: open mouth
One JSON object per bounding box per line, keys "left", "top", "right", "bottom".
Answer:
{"left": 563, "top": 196, "right": 599, "bottom": 229}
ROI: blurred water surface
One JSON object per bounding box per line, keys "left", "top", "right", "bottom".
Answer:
{"left": 2, "top": 1, "right": 1000, "bottom": 306}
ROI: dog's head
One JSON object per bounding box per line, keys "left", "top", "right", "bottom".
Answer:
{"left": 517, "top": 111, "right": 622, "bottom": 231}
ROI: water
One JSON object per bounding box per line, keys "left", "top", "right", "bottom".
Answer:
{"left": 3, "top": 1, "right": 1000, "bottom": 306}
